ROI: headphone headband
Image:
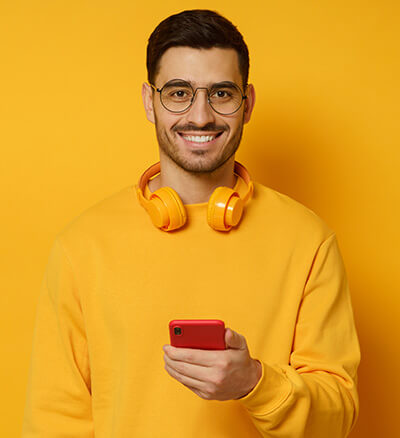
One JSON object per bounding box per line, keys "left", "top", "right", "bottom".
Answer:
{"left": 137, "top": 161, "right": 253, "bottom": 203}
{"left": 136, "top": 161, "right": 254, "bottom": 231}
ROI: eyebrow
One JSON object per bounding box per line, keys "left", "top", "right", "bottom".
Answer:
{"left": 163, "top": 79, "right": 239, "bottom": 88}
{"left": 162, "top": 79, "right": 192, "bottom": 88}
{"left": 210, "top": 81, "right": 239, "bottom": 89}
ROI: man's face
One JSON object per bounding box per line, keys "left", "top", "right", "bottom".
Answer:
{"left": 142, "top": 47, "right": 255, "bottom": 173}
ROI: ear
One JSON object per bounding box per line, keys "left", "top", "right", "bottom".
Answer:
{"left": 243, "top": 83, "right": 256, "bottom": 124}
{"left": 142, "top": 82, "right": 155, "bottom": 124}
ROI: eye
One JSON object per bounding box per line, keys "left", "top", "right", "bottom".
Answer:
{"left": 211, "top": 89, "right": 233, "bottom": 99}
{"left": 173, "top": 90, "right": 187, "bottom": 98}
{"left": 164, "top": 87, "right": 192, "bottom": 100}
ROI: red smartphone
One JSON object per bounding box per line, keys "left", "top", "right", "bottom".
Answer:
{"left": 169, "top": 319, "right": 226, "bottom": 350}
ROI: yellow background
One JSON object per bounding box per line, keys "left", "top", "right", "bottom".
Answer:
{"left": 1, "top": 1, "right": 399, "bottom": 436}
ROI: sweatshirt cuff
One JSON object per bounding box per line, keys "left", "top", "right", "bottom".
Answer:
{"left": 237, "top": 360, "right": 293, "bottom": 416}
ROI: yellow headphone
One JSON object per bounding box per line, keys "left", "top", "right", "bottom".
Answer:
{"left": 136, "top": 161, "right": 254, "bottom": 232}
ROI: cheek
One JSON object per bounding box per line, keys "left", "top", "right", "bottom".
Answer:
{"left": 154, "top": 110, "right": 181, "bottom": 133}
{"left": 225, "top": 118, "right": 242, "bottom": 136}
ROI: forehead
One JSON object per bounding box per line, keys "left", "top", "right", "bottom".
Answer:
{"left": 155, "top": 47, "right": 242, "bottom": 87}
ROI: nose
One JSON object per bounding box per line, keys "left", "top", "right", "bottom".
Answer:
{"left": 186, "top": 88, "right": 216, "bottom": 127}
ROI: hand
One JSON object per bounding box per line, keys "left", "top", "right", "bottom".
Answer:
{"left": 162, "top": 327, "right": 262, "bottom": 401}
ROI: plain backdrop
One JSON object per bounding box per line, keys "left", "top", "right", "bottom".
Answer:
{"left": 1, "top": 1, "right": 399, "bottom": 436}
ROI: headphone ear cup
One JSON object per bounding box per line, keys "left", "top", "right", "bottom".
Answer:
{"left": 147, "top": 187, "right": 187, "bottom": 231}
{"left": 207, "top": 187, "right": 244, "bottom": 231}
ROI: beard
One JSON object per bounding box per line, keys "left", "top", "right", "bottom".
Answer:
{"left": 154, "top": 113, "right": 245, "bottom": 175}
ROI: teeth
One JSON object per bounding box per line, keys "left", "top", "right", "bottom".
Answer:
{"left": 182, "top": 135, "right": 216, "bottom": 143}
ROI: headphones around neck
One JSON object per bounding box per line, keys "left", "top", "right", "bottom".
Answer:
{"left": 136, "top": 161, "right": 254, "bottom": 232}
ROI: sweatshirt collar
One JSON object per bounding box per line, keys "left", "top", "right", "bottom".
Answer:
{"left": 143, "top": 173, "right": 248, "bottom": 216}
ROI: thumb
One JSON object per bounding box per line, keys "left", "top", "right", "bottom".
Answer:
{"left": 225, "top": 328, "right": 247, "bottom": 350}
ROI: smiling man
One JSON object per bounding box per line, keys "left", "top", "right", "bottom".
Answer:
{"left": 22, "top": 9, "right": 360, "bottom": 438}
{"left": 142, "top": 46, "right": 254, "bottom": 202}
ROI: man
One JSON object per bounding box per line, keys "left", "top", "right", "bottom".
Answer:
{"left": 22, "top": 9, "right": 360, "bottom": 438}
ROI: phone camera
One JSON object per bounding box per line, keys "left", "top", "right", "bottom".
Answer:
{"left": 174, "top": 327, "right": 182, "bottom": 336}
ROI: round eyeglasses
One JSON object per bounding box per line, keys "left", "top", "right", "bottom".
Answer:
{"left": 149, "top": 79, "right": 247, "bottom": 115}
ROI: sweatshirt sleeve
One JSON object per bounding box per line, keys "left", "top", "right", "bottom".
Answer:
{"left": 22, "top": 237, "right": 94, "bottom": 437}
{"left": 238, "top": 233, "right": 361, "bottom": 437}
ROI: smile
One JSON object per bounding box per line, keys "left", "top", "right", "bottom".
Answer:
{"left": 178, "top": 132, "right": 224, "bottom": 145}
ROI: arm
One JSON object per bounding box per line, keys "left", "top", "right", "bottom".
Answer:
{"left": 238, "top": 233, "right": 361, "bottom": 437}
{"left": 22, "top": 238, "right": 94, "bottom": 437}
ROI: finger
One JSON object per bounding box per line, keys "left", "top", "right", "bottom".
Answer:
{"left": 164, "top": 353, "right": 210, "bottom": 382}
{"left": 164, "top": 362, "right": 208, "bottom": 393}
{"left": 185, "top": 386, "right": 209, "bottom": 400}
{"left": 225, "top": 328, "right": 246, "bottom": 350}
{"left": 163, "top": 345, "right": 219, "bottom": 366}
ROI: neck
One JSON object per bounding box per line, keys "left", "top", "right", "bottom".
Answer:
{"left": 148, "top": 154, "right": 237, "bottom": 204}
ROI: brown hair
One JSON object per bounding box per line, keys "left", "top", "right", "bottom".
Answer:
{"left": 146, "top": 9, "right": 250, "bottom": 88}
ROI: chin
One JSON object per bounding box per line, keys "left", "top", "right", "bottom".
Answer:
{"left": 174, "top": 149, "right": 236, "bottom": 174}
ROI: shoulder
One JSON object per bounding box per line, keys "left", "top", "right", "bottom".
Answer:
{"left": 55, "top": 185, "right": 137, "bottom": 250}
{"left": 250, "top": 181, "right": 335, "bottom": 242}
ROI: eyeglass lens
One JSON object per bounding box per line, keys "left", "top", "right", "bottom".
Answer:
{"left": 160, "top": 81, "right": 244, "bottom": 114}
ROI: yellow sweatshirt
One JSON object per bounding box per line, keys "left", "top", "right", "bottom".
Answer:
{"left": 22, "top": 167, "right": 360, "bottom": 437}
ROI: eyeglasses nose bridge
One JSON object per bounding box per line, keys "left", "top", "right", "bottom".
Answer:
{"left": 190, "top": 87, "right": 211, "bottom": 106}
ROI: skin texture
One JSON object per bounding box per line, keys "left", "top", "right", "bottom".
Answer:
{"left": 142, "top": 46, "right": 261, "bottom": 400}
{"left": 142, "top": 47, "right": 256, "bottom": 204}
{"left": 163, "top": 328, "right": 262, "bottom": 401}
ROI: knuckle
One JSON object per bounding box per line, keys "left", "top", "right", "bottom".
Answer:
{"left": 218, "top": 358, "right": 230, "bottom": 371}
{"left": 206, "top": 383, "right": 216, "bottom": 395}
{"left": 213, "top": 372, "right": 225, "bottom": 387}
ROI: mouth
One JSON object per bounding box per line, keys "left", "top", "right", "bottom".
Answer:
{"left": 177, "top": 131, "right": 224, "bottom": 146}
